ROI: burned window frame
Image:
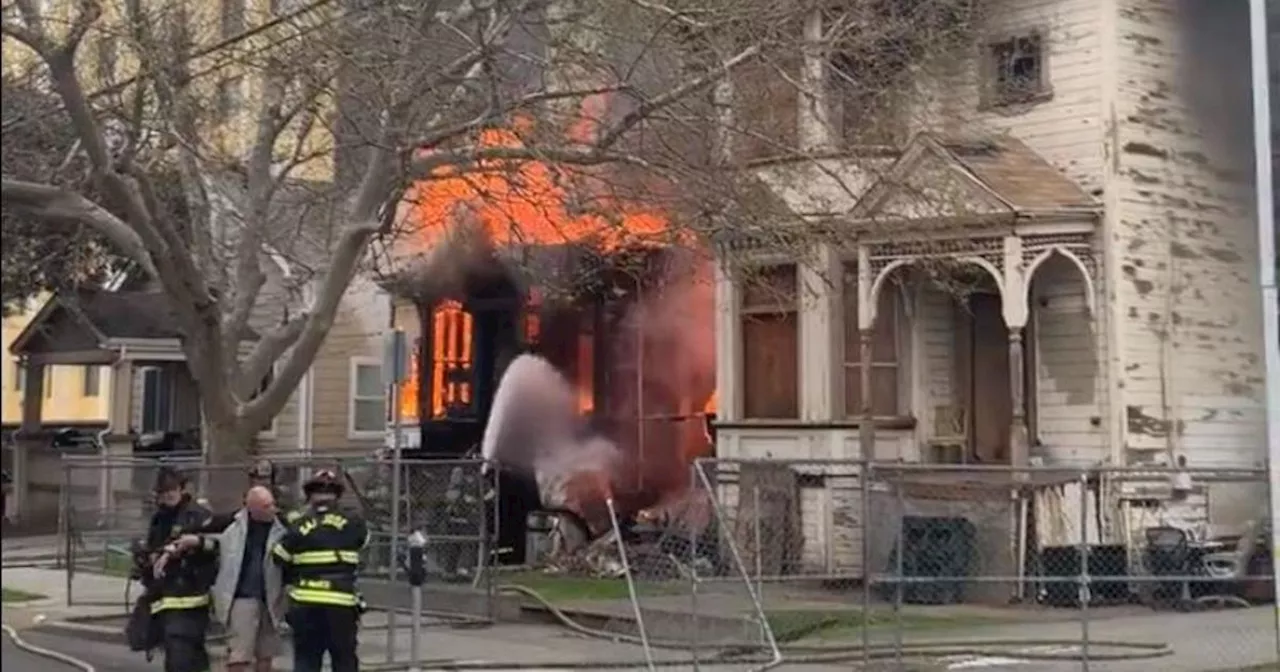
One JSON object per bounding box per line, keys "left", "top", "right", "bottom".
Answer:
{"left": 982, "top": 30, "right": 1052, "bottom": 109}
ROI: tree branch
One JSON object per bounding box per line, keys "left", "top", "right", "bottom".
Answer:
{"left": 595, "top": 43, "right": 761, "bottom": 150}
{"left": 63, "top": 0, "right": 104, "bottom": 55}
{"left": 1, "top": 178, "right": 159, "bottom": 279}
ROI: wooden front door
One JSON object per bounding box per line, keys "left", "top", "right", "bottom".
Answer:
{"left": 968, "top": 293, "right": 1012, "bottom": 463}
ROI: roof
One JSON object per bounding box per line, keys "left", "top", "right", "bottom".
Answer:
{"left": 69, "top": 289, "right": 182, "bottom": 340}
{"left": 852, "top": 132, "right": 1100, "bottom": 221}
{"left": 9, "top": 289, "right": 257, "bottom": 356}
{"left": 933, "top": 135, "right": 1098, "bottom": 212}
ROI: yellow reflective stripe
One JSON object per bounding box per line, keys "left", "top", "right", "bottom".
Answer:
{"left": 289, "top": 550, "right": 359, "bottom": 565}
{"left": 271, "top": 544, "right": 292, "bottom": 562}
{"left": 150, "top": 594, "right": 210, "bottom": 613}
{"left": 286, "top": 587, "right": 358, "bottom": 607}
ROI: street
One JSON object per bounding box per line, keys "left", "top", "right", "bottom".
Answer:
{"left": 3, "top": 631, "right": 95, "bottom": 672}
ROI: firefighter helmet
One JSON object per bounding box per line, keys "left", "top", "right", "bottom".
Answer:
{"left": 153, "top": 466, "right": 188, "bottom": 493}
{"left": 303, "top": 469, "right": 344, "bottom": 497}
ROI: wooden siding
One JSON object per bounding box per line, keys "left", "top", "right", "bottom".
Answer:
{"left": 1110, "top": 0, "right": 1266, "bottom": 466}
{"left": 916, "top": 0, "right": 1106, "bottom": 193}
{"left": 1031, "top": 254, "right": 1108, "bottom": 464}
{"left": 308, "top": 275, "right": 390, "bottom": 453}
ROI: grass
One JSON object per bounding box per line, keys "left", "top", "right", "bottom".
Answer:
{"left": 2, "top": 587, "right": 48, "bottom": 603}
{"left": 498, "top": 571, "right": 685, "bottom": 603}
{"left": 765, "top": 608, "right": 1015, "bottom": 642}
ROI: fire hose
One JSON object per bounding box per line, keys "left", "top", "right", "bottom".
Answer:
{"left": 463, "top": 582, "right": 1176, "bottom": 670}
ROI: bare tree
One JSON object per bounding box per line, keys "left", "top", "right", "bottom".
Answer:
{"left": 1, "top": 0, "right": 980, "bottom": 481}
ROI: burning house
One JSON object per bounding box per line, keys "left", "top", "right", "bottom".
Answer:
{"left": 383, "top": 123, "right": 717, "bottom": 564}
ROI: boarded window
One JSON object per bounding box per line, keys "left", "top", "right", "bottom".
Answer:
{"left": 741, "top": 265, "right": 799, "bottom": 419}
{"left": 731, "top": 51, "right": 800, "bottom": 162}
{"left": 843, "top": 266, "right": 903, "bottom": 417}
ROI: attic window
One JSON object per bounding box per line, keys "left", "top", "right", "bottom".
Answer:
{"left": 986, "top": 33, "right": 1050, "bottom": 107}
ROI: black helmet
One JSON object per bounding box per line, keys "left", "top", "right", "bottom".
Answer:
{"left": 303, "top": 469, "right": 344, "bottom": 497}
{"left": 248, "top": 459, "right": 276, "bottom": 483}
{"left": 153, "top": 466, "right": 188, "bottom": 493}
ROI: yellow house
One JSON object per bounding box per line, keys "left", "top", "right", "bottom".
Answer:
{"left": 2, "top": 297, "right": 110, "bottom": 428}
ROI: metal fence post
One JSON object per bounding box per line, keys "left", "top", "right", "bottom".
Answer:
{"left": 607, "top": 497, "right": 655, "bottom": 671}
{"left": 893, "top": 470, "right": 905, "bottom": 665}
{"left": 63, "top": 462, "right": 73, "bottom": 607}
{"left": 860, "top": 460, "right": 872, "bottom": 667}
{"left": 1077, "top": 469, "right": 1091, "bottom": 672}
{"left": 688, "top": 467, "right": 701, "bottom": 671}
{"left": 752, "top": 484, "right": 762, "bottom": 604}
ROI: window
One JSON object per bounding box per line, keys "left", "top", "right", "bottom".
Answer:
{"left": 730, "top": 50, "right": 800, "bottom": 161}
{"left": 349, "top": 357, "right": 386, "bottom": 438}
{"left": 828, "top": 51, "right": 906, "bottom": 146}
{"left": 842, "top": 266, "right": 905, "bottom": 418}
{"left": 220, "top": 0, "right": 246, "bottom": 38}
{"left": 43, "top": 367, "right": 53, "bottom": 399}
{"left": 740, "top": 265, "right": 800, "bottom": 419}
{"left": 215, "top": 76, "right": 245, "bottom": 124}
{"left": 985, "top": 33, "right": 1050, "bottom": 107}
{"left": 141, "top": 366, "right": 174, "bottom": 433}
{"left": 82, "top": 365, "right": 101, "bottom": 397}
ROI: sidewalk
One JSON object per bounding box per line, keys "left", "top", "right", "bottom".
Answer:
{"left": 0, "top": 566, "right": 734, "bottom": 671}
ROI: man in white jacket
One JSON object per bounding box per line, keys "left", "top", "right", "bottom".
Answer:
{"left": 208, "top": 486, "right": 288, "bottom": 672}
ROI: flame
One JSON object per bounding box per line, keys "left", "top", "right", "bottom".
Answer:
{"left": 703, "top": 391, "right": 717, "bottom": 414}
{"left": 431, "top": 300, "right": 474, "bottom": 417}
{"left": 408, "top": 121, "right": 671, "bottom": 250}
{"left": 400, "top": 107, "right": 722, "bottom": 512}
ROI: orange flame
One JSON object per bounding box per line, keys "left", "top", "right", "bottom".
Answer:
{"left": 408, "top": 122, "right": 670, "bottom": 250}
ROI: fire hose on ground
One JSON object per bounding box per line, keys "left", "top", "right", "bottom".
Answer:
{"left": 479, "top": 582, "right": 1177, "bottom": 670}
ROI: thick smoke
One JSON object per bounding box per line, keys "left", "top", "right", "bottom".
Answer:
{"left": 482, "top": 353, "right": 623, "bottom": 537}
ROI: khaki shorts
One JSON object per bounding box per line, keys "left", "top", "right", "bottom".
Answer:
{"left": 226, "top": 598, "right": 282, "bottom": 664}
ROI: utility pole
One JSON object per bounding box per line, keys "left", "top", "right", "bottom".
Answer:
{"left": 1246, "top": 0, "right": 1278, "bottom": 640}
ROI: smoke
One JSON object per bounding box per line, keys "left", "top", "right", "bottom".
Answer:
{"left": 610, "top": 251, "right": 717, "bottom": 497}
{"left": 483, "top": 353, "right": 623, "bottom": 537}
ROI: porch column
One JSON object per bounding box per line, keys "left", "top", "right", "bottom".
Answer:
{"left": 714, "top": 254, "right": 741, "bottom": 422}
{"left": 1002, "top": 236, "right": 1030, "bottom": 470}
{"left": 856, "top": 245, "right": 878, "bottom": 461}
{"left": 12, "top": 360, "right": 45, "bottom": 523}
{"left": 799, "top": 243, "right": 840, "bottom": 421}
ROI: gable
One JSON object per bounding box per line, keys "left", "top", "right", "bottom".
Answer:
{"left": 867, "top": 145, "right": 1012, "bottom": 221}
{"left": 850, "top": 133, "right": 1098, "bottom": 224}
{"left": 13, "top": 303, "right": 105, "bottom": 354}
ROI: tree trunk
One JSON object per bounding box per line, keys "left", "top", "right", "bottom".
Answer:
{"left": 201, "top": 416, "right": 257, "bottom": 512}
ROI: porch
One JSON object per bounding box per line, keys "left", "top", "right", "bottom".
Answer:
{"left": 715, "top": 134, "right": 1105, "bottom": 467}
{"left": 6, "top": 290, "right": 206, "bottom": 526}
{"left": 710, "top": 134, "right": 1106, "bottom": 582}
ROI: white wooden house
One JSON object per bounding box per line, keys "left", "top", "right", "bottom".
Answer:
{"left": 710, "top": 0, "right": 1273, "bottom": 581}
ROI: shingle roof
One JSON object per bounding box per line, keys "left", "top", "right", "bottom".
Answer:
{"left": 932, "top": 135, "right": 1097, "bottom": 212}
{"left": 853, "top": 132, "right": 1100, "bottom": 220}
{"left": 67, "top": 289, "right": 182, "bottom": 339}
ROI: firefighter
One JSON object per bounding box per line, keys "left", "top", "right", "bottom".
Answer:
{"left": 272, "top": 469, "right": 368, "bottom": 672}
{"left": 138, "top": 467, "right": 220, "bottom": 672}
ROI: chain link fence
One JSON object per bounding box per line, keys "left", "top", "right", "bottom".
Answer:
{"left": 687, "top": 458, "right": 1277, "bottom": 670}
{"left": 52, "top": 451, "right": 1278, "bottom": 670}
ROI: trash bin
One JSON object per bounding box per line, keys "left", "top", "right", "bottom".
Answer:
{"left": 884, "top": 516, "right": 977, "bottom": 604}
